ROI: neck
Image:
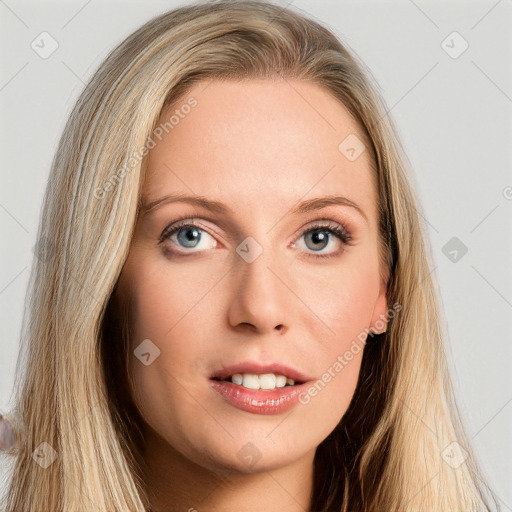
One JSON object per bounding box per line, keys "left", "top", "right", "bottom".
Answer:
{"left": 142, "top": 426, "right": 315, "bottom": 512}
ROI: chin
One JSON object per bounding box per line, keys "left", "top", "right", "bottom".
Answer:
{"left": 165, "top": 422, "right": 318, "bottom": 476}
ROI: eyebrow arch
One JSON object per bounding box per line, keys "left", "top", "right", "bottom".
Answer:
{"left": 142, "top": 193, "right": 368, "bottom": 223}
{"left": 291, "top": 196, "right": 368, "bottom": 224}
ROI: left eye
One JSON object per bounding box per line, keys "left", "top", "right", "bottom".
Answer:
{"left": 294, "top": 222, "right": 352, "bottom": 258}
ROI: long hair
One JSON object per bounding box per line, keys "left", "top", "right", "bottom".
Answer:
{"left": 3, "top": 1, "right": 498, "bottom": 510}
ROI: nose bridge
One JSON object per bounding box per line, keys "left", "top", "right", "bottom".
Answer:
{"left": 228, "top": 235, "right": 290, "bottom": 333}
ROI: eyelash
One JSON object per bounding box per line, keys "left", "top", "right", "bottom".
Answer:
{"left": 158, "top": 216, "right": 353, "bottom": 259}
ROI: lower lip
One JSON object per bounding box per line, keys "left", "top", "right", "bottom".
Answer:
{"left": 209, "top": 379, "right": 309, "bottom": 415}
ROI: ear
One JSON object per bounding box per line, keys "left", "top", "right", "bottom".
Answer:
{"left": 369, "top": 277, "right": 389, "bottom": 335}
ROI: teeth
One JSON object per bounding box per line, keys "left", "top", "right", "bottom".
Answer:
{"left": 259, "top": 373, "right": 276, "bottom": 390}
{"left": 242, "top": 374, "right": 260, "bottom": 390}
{"left": 232, "top": 374, "right": 243, "bottom": 386}
{"left": 275, "top": 375, "right": 287, "bottom": 388}
{"left": 227, "top": 373, "right": 296, "bottom": 390}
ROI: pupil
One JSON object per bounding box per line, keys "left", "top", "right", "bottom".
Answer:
{"left": 307, "top": 230, "right": 328, "bottom": 251}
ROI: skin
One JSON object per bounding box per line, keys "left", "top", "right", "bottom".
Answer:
{"left": 116, "top": 78, "right": 389, "bottom": 512}
{"left": 0, "top": 414, "right": 18, "bottom": 452}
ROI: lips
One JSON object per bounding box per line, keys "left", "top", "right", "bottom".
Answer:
{"left": 209, "top": 361, "right": 314, "bottom": 415}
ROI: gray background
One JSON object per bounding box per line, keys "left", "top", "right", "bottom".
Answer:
{"left": 1, "top": 0, "right": 511, "bottom": 508}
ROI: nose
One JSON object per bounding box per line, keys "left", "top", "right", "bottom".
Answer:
{"left": 227, "top": 249, "right": 289, "bottom": 336}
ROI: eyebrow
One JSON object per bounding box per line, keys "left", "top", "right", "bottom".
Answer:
{"left": 292, "top": 196, "right": 368, "bottom": 223}
{"left": 141, "top": 193, "right": 368, "bottom": 223}
{"left": 142, "top": 194, "right": 233, "bottom": 216}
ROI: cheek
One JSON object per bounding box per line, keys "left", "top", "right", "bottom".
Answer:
{"left": 125, "top": 249, "right": 231, "bottom": 355}
{"left": 291, "top": 253, "right": 381, "bottom": 423}
{"left": 298, "top": 248, "right": 382, "bottom": 347}
{"left": 123, "top": 254, "right": 225, "bottom": 423}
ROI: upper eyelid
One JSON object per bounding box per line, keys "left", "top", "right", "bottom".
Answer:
{"left": 160, "top": 217, "right": 222, "bottom": 241}
{"left": 160, "top": 216, "right": 237, "bottom": 243}
{"left": 300, "top": 215, "right": 350, "bottom": 230}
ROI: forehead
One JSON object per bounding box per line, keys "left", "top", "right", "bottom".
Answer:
{"left": 143, "top": 79, "right": 377, "bottom": 223}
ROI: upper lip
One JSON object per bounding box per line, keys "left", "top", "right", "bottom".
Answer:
{"left": 210, "top": 361, "right": 314, "bottom": 383}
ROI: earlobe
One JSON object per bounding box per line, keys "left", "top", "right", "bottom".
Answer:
{"left": 369, "top": 280, "right": 389, "bottom": 335}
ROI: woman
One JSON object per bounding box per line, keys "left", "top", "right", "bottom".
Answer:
{"left": 1, "top": 0, "right": 498, "bottom": 510}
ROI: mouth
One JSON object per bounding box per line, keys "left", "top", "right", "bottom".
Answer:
{"left": 209, "top": 362, "right": 313, "bottom": 415}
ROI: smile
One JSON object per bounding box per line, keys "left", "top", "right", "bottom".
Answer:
{"left": 209, "top": 362, "right": 313, "bottom": 415}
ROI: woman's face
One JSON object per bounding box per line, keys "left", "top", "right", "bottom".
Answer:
{"left": 117, "top": 79, "right": 388, "bottom": 474}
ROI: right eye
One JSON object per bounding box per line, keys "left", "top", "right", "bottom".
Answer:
{"left": 159, "top": 219, "right": 219, "bottom": 255}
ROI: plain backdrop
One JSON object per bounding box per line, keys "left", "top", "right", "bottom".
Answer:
{"left": 1, "top": 0, "right": 511, "bottom": 509}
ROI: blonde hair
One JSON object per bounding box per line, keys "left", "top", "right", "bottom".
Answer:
{"left": 3, "top": 0, "right": 498, "bottom": 510}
